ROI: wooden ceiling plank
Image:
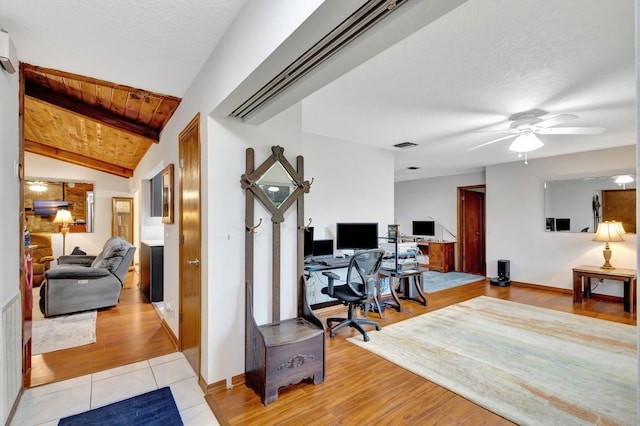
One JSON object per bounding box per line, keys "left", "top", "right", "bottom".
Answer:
{"left": 96, "top": 86, "right": 114, "bottom": 110}
{"left": 62, "top": 77, "right": 83, "bottom": 102}
{"left": 25, "top": 139, "right": 134, "bottom": 178}
{"left": 152, "top": 97, "right": 181, "bottom": 131}
{"left": 138, "top": 94, "right": 161, "bottom": 125}
{"left": 110, "top": 87, "right": 129, "bottom": 116}
{"left": 80, "top": 81, "right": 98, "bottom": 105}
{"left": 124, "top": 91, "right": 144, "bottom": 122}
{"left": 46, "top": 75, "right": 67, "bottom": 94}
{"left": 26, "top": 83, "right": 160, "bottom": 142}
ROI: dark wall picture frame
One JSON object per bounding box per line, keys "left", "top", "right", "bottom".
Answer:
{"left": 162, "top": 164, "right": 174, "bottom": 224}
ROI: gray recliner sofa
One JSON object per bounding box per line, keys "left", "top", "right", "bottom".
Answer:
{"left": 40, "top": 236, "right": 136, "bottom": 317}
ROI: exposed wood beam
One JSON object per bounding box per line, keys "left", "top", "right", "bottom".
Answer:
{"left": 25, "top": 139, "right": 134, "bottom": 178}
{"left": 25, "top": 81, "right": 160, "bottom": 143}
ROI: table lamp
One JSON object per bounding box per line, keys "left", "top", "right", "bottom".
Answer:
{"left": 592, "top": 221, "right": 625, "bottom": 269}
{"left": 53, "top": 208, "right": 74, "bottom": 255}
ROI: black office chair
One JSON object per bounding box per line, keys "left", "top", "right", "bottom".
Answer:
{"left": 321, "top": 249, "right": 385, "bottom": 342}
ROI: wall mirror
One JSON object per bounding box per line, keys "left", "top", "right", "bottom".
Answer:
{"left": 25, "top": 179, "right": 95, "bottom": 233}
{"left": 256, "top": 162, "right": 297, "bottom": 209}
{"left": 544, "top": 174, "right": 636, "bottom": 233}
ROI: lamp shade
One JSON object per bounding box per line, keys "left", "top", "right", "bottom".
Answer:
{"left": 53, "top": 209, "right": 73, "bottom": 225}
{"left": 592, "top": 221, "right": 625, "bottom": 242}
{"left": 508, "top": 130, "right": 544, "bottom": 153}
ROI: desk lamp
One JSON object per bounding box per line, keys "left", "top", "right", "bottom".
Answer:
{"left": 592, "top": 221, "right": 625, "bottom": 269}
{"left": 53, "top": 209, "right": 74, "bottom": 255}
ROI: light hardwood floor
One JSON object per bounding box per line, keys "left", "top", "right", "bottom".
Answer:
{"left": 26, "top": 275, "right": 637, "bottom": 424}
{"left": 206, "top": 280, "right": 636, "bottom": 425}
{"left": 27, "top": 271, "right": 177, "bottom": 388}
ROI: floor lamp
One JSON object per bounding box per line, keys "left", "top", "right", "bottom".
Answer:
{"left": 53, "top": 209, "right": 73, "bottom": 255}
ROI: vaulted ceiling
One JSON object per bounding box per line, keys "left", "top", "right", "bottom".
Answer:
{"left": 22, "top": 64, "right": 181, "bottom": 178}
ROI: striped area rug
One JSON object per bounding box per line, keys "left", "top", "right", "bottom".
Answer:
{"left": 348, "top": 296, "right": 637, "bottom": 425}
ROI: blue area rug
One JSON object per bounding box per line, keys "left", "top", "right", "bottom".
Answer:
{"left": 422, "top": 271, "right": 485, "bottom": 293}
{"left": 58, "top": 387, "right": 183, "bottom": 425}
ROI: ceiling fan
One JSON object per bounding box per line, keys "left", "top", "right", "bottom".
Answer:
{"left": 468, "top": 109, "right": 606, "bottom": 162}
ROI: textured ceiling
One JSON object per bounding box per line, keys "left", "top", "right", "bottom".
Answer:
{"left": 0, "top": 0, "right": 249, "bottom": 97}
{"left": 0, "top": 0, "right": 636, "bottom": 181}
{"left": 302, "top": 0, "right": 636, "bottom": 180}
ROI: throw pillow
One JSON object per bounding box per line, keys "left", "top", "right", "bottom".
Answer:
{"left": 71, "top": 246, "right": 86, "bottom": 255}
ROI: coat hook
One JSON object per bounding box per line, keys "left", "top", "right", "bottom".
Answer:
{"left": 300, "top": 218, "right": 312, "bottom": 231}
{"left": 247, "top": 218, "right": 263, "bottom": 233}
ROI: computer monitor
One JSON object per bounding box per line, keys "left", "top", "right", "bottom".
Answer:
{"left": 336, "top": 223, "right": 378, "bottom": 250}
{"left": 303, "top": 226, "right": 314, "bottom": 258}
{"left": 555, "top": 218, "right": 571, "bottom": 231}
{"left": 312, "top": 239, "right": 334, "bottom": 257}
{"left": 412, "top": 220, "right": 435, "bottom": 237}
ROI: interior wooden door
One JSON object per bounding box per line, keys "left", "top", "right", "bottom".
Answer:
{"left": 458, "top": 186, "right": 485, "bottom": 275}
{"left": 178, "top": 114, "right": 202, "bottom": 375}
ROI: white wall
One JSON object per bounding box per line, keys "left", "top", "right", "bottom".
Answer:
{"left": 0, "top": 57, "right": 20, "bottom": 426}
{"left": 24, "top": 153, "right": 136, "bottom": 259}
{"left": 487, "top": 145, "right": 637, "bottom": 295}
{"left": 130, "top": 0, "right": 333, "bottom": 385}
{"left": 395, "top": 171, "right": 485, "bottom": 243}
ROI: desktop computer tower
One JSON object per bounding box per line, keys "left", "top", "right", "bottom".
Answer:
{"left": 490, "top": 259, "right": 511, "bottom": 287}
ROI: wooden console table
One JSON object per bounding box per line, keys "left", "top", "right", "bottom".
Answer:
{"left": 416, "top": 241, "right": 455, "bottom": 273}
{"left": 572, "top": 265, "right": 637, "bottom": 313}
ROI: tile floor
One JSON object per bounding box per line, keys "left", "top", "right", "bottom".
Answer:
{"left": 11, "top": 352, "right": 220, "bottom": 426}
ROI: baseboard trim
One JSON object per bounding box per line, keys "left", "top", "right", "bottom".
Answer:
{"left": 587, "top": 293, "right": 624, "bottom": 304}
{"left": 160, "top": 318, "right": 179, "bottom": 350}
{"left": 510, "top": 281, "right": 572, "bottom": 294}
{"left": 203, "top": 374, "right": 244, "bottom": 426}
{"left": 204, "top": 394, "right": 231, "bottom": 426}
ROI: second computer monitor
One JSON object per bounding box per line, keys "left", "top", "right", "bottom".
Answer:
{"left": 335, "top": 222, "right": 378, "bottom": 250}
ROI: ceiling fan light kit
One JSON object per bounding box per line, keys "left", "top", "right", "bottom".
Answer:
{"left": 508, "top": 130, "right": 543, "bottom": 153}
{"left": 469, "top": 109, "right": 606, "bottom": 164}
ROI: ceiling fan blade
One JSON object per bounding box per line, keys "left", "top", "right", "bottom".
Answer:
{"left": 537, "top": 127, "right": 606, "bottom": 135}
{"left": 468, "top": 134, "right": 517, "bottom": 150}
{"left": 536, "top": 114, "right": 579, "bottom": 128}
{"left": 473, "top": 129, "right": 514, "bottom": 133}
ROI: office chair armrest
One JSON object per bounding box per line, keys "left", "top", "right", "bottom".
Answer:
{"left": 322, "top": 271, "right": 341, "bottom": 297}
{"left": 322, "top": 271, "right": 340, "bottom": 280}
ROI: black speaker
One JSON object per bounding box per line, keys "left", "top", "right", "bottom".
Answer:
{"left": 491, "top": 259, "right": 511, "bottom": 287}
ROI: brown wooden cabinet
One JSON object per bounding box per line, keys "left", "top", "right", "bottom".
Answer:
{"left": 417, "top": 241, "right": 455, "bottom": 273}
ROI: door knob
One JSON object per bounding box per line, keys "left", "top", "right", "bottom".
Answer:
{"left": 187, "top": 258, "right": 200, "bottom": 266}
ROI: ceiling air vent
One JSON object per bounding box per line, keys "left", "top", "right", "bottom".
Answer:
{"left": 394, "top": 141, "right": 418, "bottom": 149}
{"left": 230, "top": 0, "right": 407, "bottom": 120}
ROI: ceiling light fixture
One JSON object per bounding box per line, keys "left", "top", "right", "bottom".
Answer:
{"left": 614, "top": 175, "right": 634, "bottom": 188}
{"left": 29, "top": 182, "right": 48, "bottom": 192}
{"left": 508, "top": 130, "right": 544, "bottom": 164}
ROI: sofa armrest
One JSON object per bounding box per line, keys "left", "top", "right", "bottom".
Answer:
{"left": 57, "top": 255, "right": 96, "bottom": 266}
{"left": 45, "top": 266, "right": 111, "bottom": 279}
{"left": 39, "top": 255, "right": 55, "bottom": 263}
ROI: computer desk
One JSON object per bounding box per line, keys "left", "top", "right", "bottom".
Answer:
{"left": 304, "top": 259, "right": 384, "bottom": 317}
